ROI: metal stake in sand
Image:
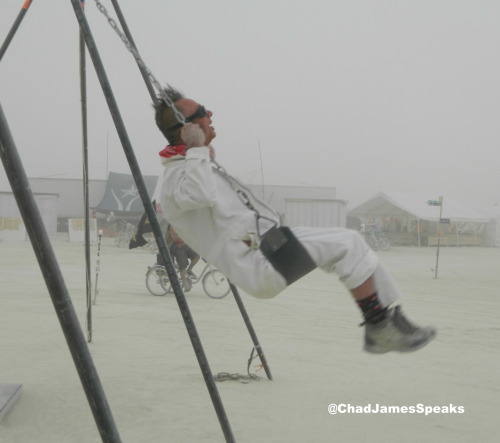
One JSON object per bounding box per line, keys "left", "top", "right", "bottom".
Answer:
{"left": 0, "top": 0, "right": 34, "bottom": 63}
{"left": 427, "top": 196, "right": 444, "bottom": 278}
{"left": 69, "top": 2, "right": 235, "bottom": 441}
{"left": 230, "top": 283, "right": 273, "bottom": 380}
{"left": 93, "top": 229, "right": 103, "bottom": 305}
{"left": 435, "top": 196, "right": 444, "bottom": 279}
{"left": 0, "top": 102, "right": 122, "bottom": 442}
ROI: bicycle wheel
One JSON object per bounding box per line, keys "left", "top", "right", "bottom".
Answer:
{"left": 366, "top": 237, "right": 378, "bottom": 251}
{"left": 377, "top": 237, "right": 391, "bottom": 251}
{"left": 202, "top": 270, "right": 231, "bottom": 299}
{"left": 145, "top": 265, "right": 171, "bottom": 296}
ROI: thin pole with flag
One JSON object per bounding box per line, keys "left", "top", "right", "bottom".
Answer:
{"left": 427, "top": 197, "right": 444, "bottom": 278}
{"left": 435, "top": 196, "right": 444, "bottom": 278}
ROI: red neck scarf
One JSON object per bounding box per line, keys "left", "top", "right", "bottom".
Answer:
{"left": 159, "top": 144, "right": 216, "bottom": 160}
{"left": 159, "top": 144, "right": 187, "bottom": 158}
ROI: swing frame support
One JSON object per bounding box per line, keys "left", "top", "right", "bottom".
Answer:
{"left": 69, "top": 1, "right": 235, "bottom": 441}
{"left": 0, "top": 103, "right": 122, "bottom": 442}
{"left": 106, "top": 0, "right": 273, "bottom": 381}
{"left": 2, "top": 0, "right": 273, "bottom": 440}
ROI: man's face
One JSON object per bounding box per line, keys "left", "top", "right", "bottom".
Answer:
{"left": 176, "top": 99, "right": 216, "bottom": 145}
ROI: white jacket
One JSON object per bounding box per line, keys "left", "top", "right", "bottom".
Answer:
{"left": 160, "top": 146, "right": 286, "bottom": 297}
{"left": 159, "top": 146, "right": 397, "bottom": 305}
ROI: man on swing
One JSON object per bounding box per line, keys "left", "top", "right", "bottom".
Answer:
{"left": 154, "top": 87, "right": 436, "bottom": 354}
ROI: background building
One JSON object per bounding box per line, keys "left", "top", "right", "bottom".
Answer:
{"left": 1, "top": 172, "right": 347, "bottom": 242}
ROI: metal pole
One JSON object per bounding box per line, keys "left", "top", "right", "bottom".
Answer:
{"left": 434, "top": 196, "right": 444, "bottom": 279}
{"left": 79, "top": 0, "right": 93, "bottom": 343}
{"left": 0, "top": 0, "right": 34, "bottom": 63}
{"left": 68, "top": 2, "right": 235, "bottom": 441}
{"left": 258, "top": 139, "right": 265, "bottom": 201}
{"left": 417, "top": 218, "right": 421, "bottom": 247}
{"left": 229, "top": 284, "right": 273, "bottom": 380}
{"left": 93, "top": 229, "right": 103, "bottom": 304}
{"left": 0, "top": 102, "right": 121, "bottom": 443}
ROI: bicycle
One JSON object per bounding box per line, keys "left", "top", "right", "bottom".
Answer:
{"left": 145, "top": 259, "right": 231, "bottom": 299}
{"left": 114, "top": 220, "right": 136, "bottom": 248}
{"left": 364, "top": 230, "right": 391, "bottom": 251}
{"left": 385, "top": 232, "right": 402, "bottom": 247}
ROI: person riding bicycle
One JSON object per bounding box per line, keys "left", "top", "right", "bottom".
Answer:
{"left": 165, "top": 224, "right": 200, "bottom": 292}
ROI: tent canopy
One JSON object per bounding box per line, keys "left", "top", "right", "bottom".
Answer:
{"left": 349, "top": 191, "right": 490, "bottom": 223}
{"left": 95, "top": 172, "right": 158, "bottom": 215}
{"left": 475, "top": 205, "right": 500, "bottom": 247}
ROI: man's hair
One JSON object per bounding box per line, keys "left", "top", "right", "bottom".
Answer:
{"left": 154, "top": 86, "right": 185, "bottom": 145}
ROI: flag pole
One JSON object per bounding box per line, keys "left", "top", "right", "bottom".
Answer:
{"left": 435, "top": 196, "right": 444, "bottom": 279}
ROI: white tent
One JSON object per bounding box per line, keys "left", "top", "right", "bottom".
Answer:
{"left": 349, "top": 191, "right": 489, "bottom": 222}
{"left": 475, "top": 205, "right": 500, "bottom": 247}
{"left": 348, "top": 191, "right": 490, "bottom": 246}
{"left": 0, "top": 192, "right": 58, "bottom": 241}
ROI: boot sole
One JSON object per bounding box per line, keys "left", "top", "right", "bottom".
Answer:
{"left": 364, "top": 330, "right": 436, "bottom": 354}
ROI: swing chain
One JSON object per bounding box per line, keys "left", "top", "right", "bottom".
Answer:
{"left": 212, "top": 160, "right": 280, "bottom": 240}
{"left": 92, "top": 0, "right": 278, "bottom": 237}
{"left": 92, "top": 0, "right": 279, "bottom": 241}
{"left": 91, "top": 0, "right": 186, "bottom": 125}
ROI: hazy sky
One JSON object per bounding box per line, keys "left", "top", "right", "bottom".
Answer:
{"left": 1, "top": 0, "right": 499, "bottom": 207}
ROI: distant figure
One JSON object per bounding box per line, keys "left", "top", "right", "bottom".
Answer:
{"left": 154, "top": 86, "right": 436, "bottom": 354}
{"left": 166, "top": 224, "right": 200, "bottom": 292}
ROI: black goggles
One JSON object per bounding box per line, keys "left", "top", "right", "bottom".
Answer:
{"left": 166, "top": 105, "right": 208, "bottom": 132}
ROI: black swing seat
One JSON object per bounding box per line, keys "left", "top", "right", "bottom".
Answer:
{"left": 259, "top": 226, "right": 317, "bottom": 285}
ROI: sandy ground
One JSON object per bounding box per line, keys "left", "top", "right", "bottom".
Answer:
{"left": 1, "top": 235, "right": 499, "bottom": 443}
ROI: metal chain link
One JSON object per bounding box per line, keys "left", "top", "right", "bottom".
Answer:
{"left": 91, "top": 0, "right": 186, "bottom": 125}
{"left": 212, "top": 159, "right": 280, "bottom": 238}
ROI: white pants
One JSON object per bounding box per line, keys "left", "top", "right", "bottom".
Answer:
{"left": 293, "top": 227, "right": 401, "bottom": 307}
{"left": 215, "top": 226, "right": 402, "bottom": 307}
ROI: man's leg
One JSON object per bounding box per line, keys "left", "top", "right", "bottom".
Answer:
{"left": 179, "top": 268, "right": 191, "bottom": 291}
{"left": 187, "top": 249, "right": 200, "bottom": 279}
{"left": 351, "top": 276, "right": 388, "bottom": 325}
{"left": 351, "top": 277, "right": 376, "bottom": 300}
{"left": 175, "top": 246, "right": 192, "bottom": 292}
{"left": 291, "top": 227, "right": 436, "bottom": 353}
